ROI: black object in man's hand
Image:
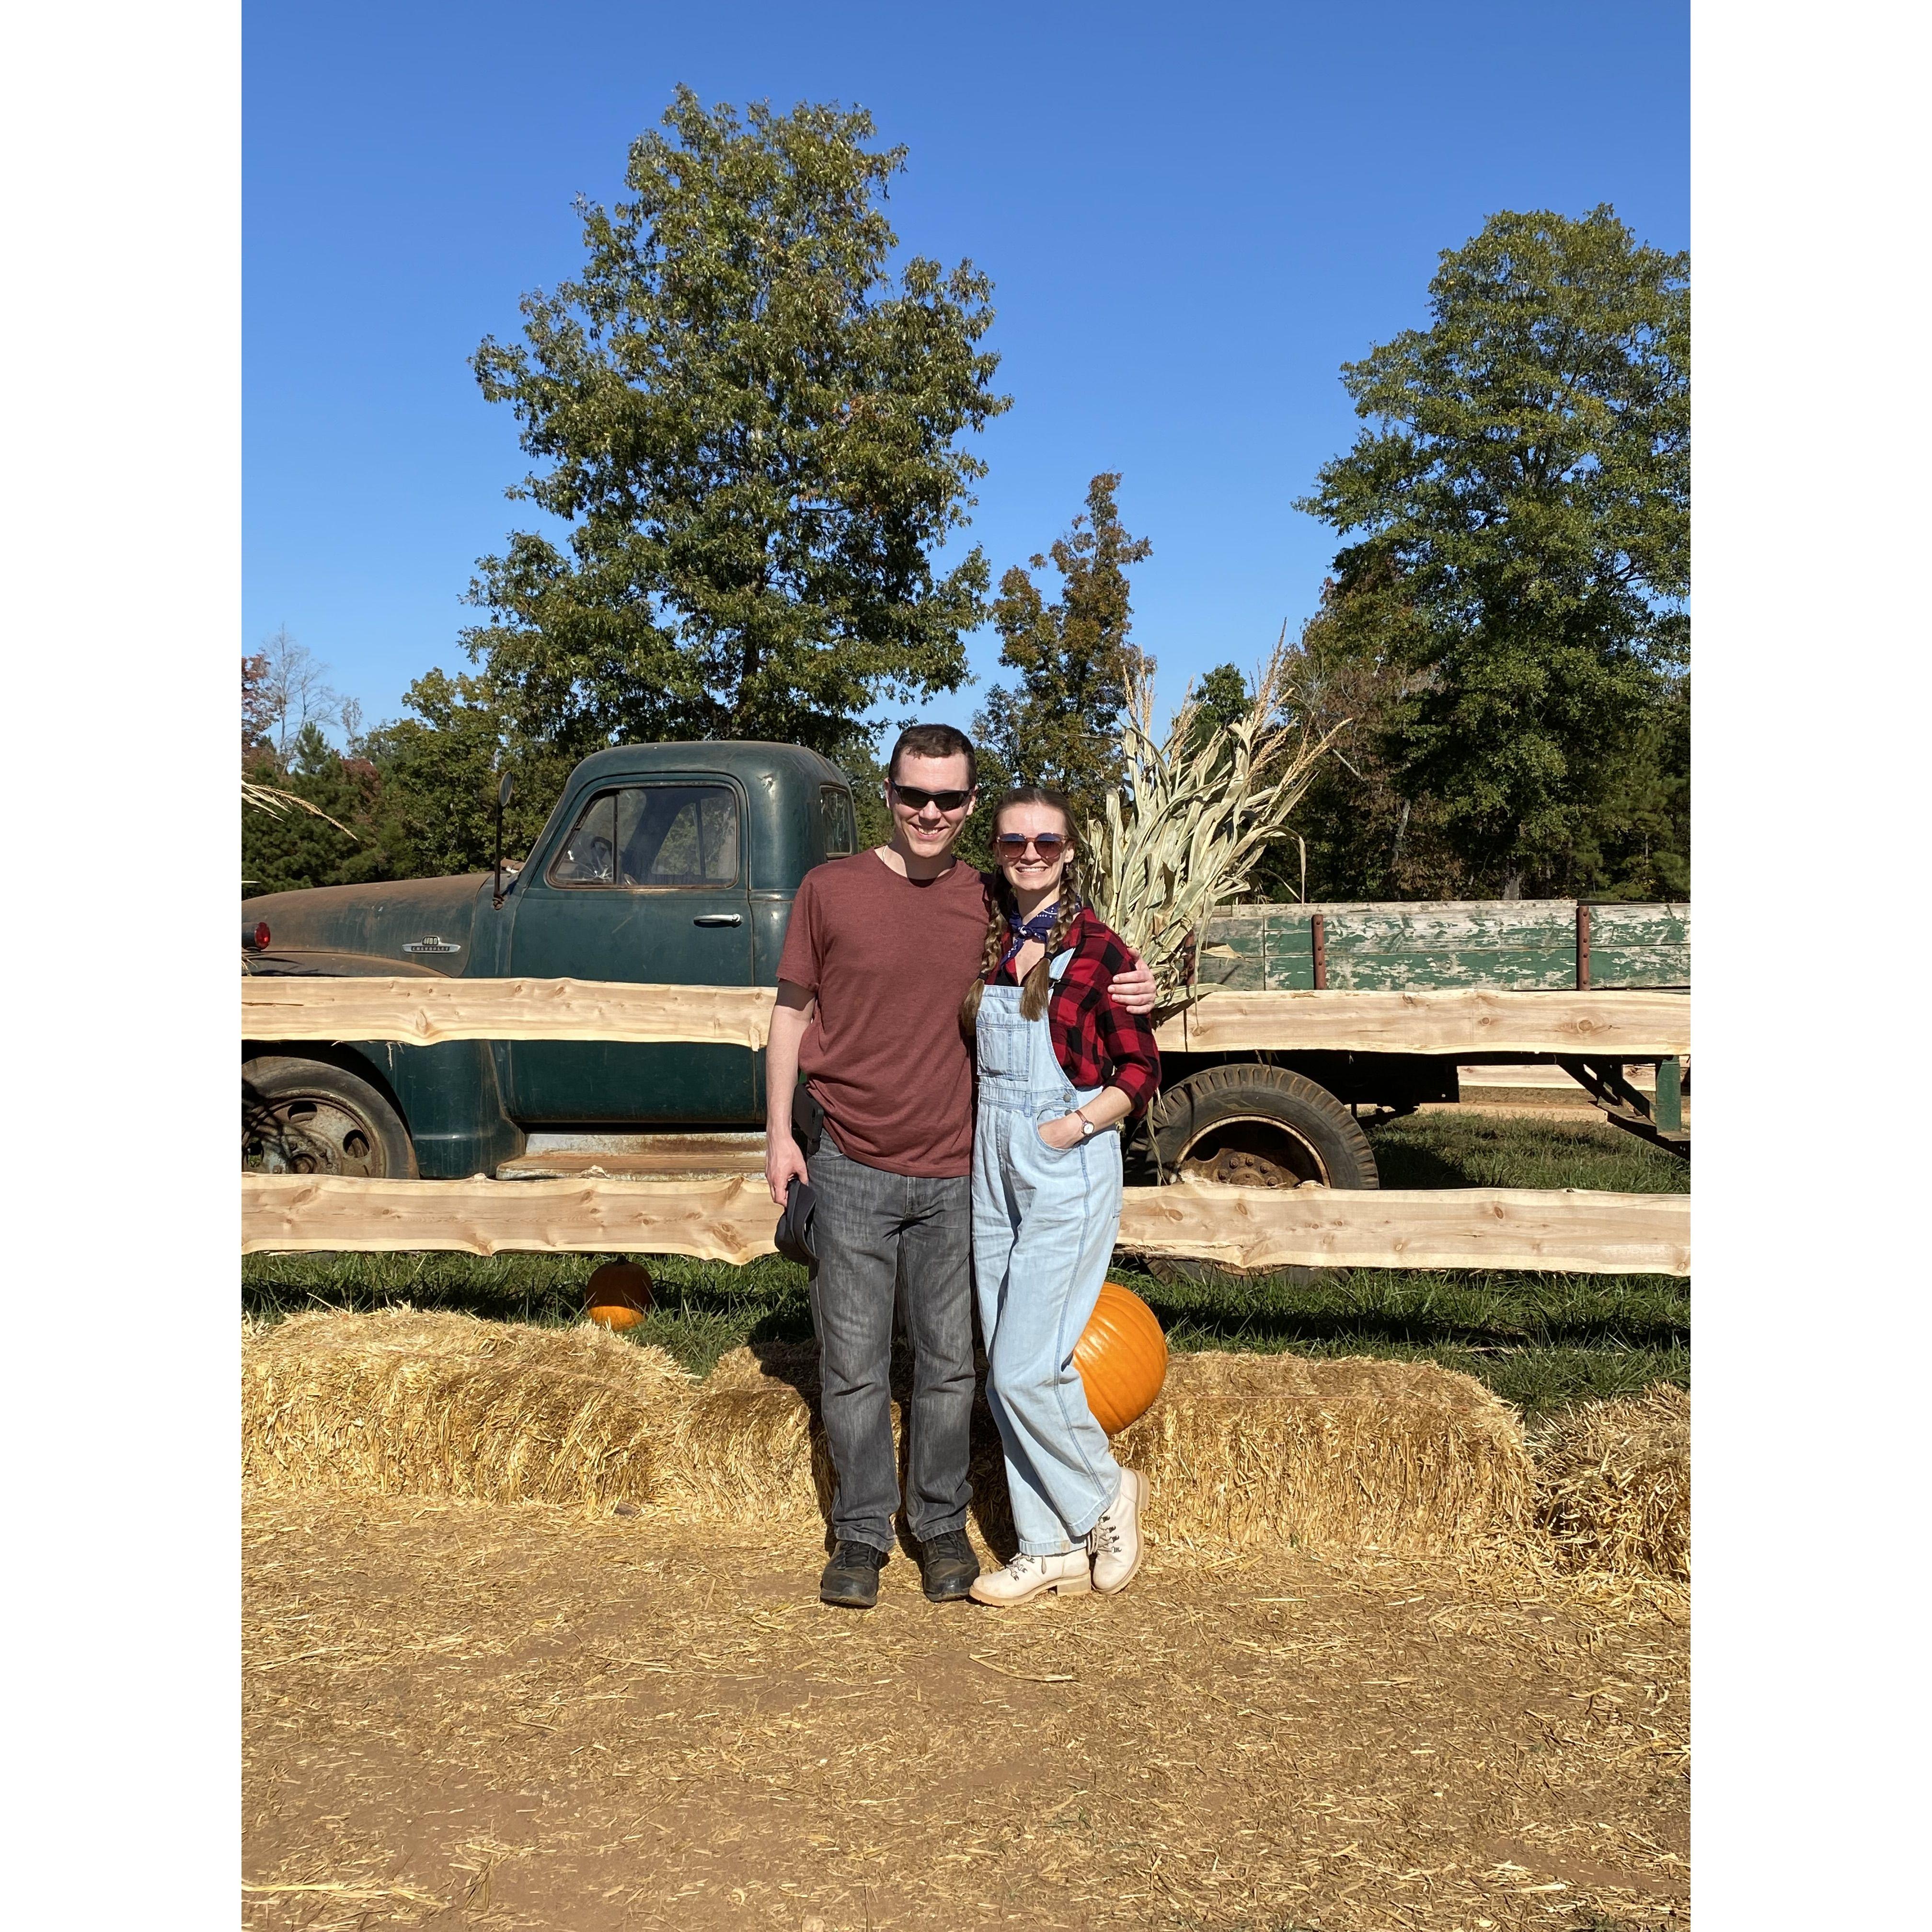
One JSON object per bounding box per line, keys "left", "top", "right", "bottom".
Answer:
{"left": 774, "top": 1173, "right": 817, "bottom": 1268}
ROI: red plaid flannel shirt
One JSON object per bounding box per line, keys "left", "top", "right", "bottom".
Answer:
{"left": 989, "top": 905, "right": 1161, "bottom": 1115}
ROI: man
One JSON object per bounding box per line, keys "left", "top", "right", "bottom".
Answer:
{"left": 765, "top": 724, "right": 1156, "bottom": 1609}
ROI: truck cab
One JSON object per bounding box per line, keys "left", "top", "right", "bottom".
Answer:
{"left": 242, "top": 742, "right": 857, "bottom": 1180}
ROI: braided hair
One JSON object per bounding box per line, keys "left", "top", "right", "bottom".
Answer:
{"left": 959, "top": 787, "right": 1085, "bottom": 1034}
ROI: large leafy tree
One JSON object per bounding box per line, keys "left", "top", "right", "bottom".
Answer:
{"left": 362, "top": 671, "right": 571, "bottom": 878}
{"left": 973, "top": 472, "right": 1152, "bottom": 824}
{"left": 1299, "top": 206, "right": 1688, "bottom": 896}
{"left": 1261, "top": 572, "right": 1488, "bottom": 903}
{"left": 464, "top": 88, "right": 1010, "bottom": 759}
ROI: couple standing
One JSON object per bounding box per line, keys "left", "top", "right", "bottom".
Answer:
{"left": 764, "top": 724, "right": 1162, "bottom": 1610}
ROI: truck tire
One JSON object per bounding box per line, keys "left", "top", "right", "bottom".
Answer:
{"left": 243, "top": 1055, "right": 418, "bottom": 1180}
{"left": 1143, "top": 1062, "right": 1377, "bottom": 1287}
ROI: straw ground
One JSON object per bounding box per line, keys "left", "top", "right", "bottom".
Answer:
{"left": 241, "top": 1314, "right": 1689, "bottom": 1925}
{"left": 243, "top": 1487, "right": 1688, "bottom": 1932}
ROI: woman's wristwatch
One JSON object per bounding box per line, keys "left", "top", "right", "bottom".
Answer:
{"left": 1073, "top": 1107, "right": 1097, "bottom": 1137}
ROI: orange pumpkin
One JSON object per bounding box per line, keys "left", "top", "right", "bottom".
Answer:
{"left": 1073, "top": 1281, "right": 1168, "bottom": 1435}
{"left": 584, "top": 1260, "right": 654, "bottom": 1332}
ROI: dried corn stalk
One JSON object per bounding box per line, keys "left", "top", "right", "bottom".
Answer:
{"left": 242, "top": 778, "right": 358, "bottom": 922}
{"left": 1083, "top": 628, "right": 1343, "bottom": 1006}
{"left": 243, "top": 776, "right": 356, "bottom": 838}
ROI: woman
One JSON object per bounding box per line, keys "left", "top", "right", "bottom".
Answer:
{"left": 962, "top": 787, "right": 1161, "bottom": 1605}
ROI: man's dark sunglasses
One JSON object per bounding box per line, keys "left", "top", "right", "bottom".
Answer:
{"left": 993, "top": 832, "right": 1068, "bottom": 858}
{"left": 890, "top": 782, "right": 975, "bottom": 812}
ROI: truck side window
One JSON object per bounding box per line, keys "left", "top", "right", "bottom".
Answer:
{"left": 616, "top": 785, "right": 741, "bottom": 888}
{"left": 546, "top": 793, "right": 616, "bottom": 885}
{"left": 819, "top": 785, "right": 856, "bottom": 856}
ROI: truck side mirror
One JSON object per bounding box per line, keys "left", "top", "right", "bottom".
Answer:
{"left": 492, "top": 773, "right": 513, "bottom": 908}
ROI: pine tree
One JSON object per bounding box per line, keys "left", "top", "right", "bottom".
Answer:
{"left": 974, "top": 473, "right": 1152, "bottom": 825}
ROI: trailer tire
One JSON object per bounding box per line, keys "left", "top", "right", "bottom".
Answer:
{"left": 243, "top": 1055, "right": 418, "bottom": 1180}
{"left": 1142, "top": 1062, "right": 1377, "bottom": 1288}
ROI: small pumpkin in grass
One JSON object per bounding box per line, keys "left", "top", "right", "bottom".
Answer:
{"left": 584, "top": 1261, "right": 654, "bottom": 1332}
{"left": 1073, "top": 1281, "right": 1168, "bottom": 1435}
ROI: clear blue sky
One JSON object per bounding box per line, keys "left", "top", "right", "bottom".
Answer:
{"left": 244, "top": 0, "right": 1688, "bottom": 746}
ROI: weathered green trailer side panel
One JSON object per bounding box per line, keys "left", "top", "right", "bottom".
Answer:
{"left": 1588, "top": 904, "right": 1691, "bottom": 988}
{"left": 1197, "top": 902, "right": 1690, "bottom": 992}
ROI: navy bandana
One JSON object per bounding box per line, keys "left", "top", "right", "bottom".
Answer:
{"left": 1000, "top": 903, "right": 1063, "bottom": 969}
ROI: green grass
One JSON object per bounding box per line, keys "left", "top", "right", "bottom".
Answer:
{"left": 242, "top": 1249, "right": 815, "bottom": 1382}
{"left": 1367, "top": 1107, "right": 1690, "bottom": 1194}
{"left": 241, "top": 1113, "right": 1688, "bottom": 1423}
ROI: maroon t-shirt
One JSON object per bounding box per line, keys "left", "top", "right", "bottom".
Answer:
{"left": 776, "top": 851, "right": 993, "bottom": 1177}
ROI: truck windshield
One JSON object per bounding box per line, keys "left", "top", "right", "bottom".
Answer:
{"left": 548, "top": 794, "right": 614, "bottom": 884}
{"left": 548, "top": 785, "right": 741, "bottom": 889}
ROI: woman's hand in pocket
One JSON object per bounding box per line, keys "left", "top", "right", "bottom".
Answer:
{"left": 1036, "top": 1113, "right": 1086, "bottom": 1151}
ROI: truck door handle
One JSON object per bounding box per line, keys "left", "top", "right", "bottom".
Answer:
{"left": 692, "top": 913, "right": 743, "bottom": 927}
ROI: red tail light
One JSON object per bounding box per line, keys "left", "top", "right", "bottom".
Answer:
{"left": 244, "top": 921, "right": 271, "bottom": 951}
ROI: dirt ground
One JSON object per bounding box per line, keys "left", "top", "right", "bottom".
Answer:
{"left": 243, "top": 1489, "right": 1688, "bottom": 1932}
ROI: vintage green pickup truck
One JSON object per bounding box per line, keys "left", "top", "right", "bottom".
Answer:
{"left": 242, "top": 740, "right": 1688, "bottom": 1194}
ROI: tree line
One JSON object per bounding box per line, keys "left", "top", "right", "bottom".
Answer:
{"left": 244, "top": 89, "right": 1687, "bottom": 904}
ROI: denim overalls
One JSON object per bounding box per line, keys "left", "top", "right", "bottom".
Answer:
{"left": 970, "top": 950, "right": 1127, "bottom": 1555}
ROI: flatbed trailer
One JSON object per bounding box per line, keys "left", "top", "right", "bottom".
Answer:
{"left": 1163, "top": 899, "right": 1690, "bottom": 1163}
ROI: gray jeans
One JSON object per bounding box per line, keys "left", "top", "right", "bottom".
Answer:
{"left": 806, "top": 1136, "right": 975, "bottom": 1552}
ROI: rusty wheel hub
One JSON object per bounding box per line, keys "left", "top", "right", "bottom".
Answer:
{"left": 1182, "top": 1146, "right": 1298, "bottom": 1187}
{"left": 243, "top": 1097, "right": 381, "bottom": 1178}
{"left": 1174, "top": 1117, "right": 1330, "bottom": 1191}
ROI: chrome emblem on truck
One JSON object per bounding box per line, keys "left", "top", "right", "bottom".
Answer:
{"left": 403, "top": 937, "right": 462, "bottom": 954}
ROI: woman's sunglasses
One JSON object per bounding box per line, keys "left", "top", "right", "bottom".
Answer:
{"left": 889, "top": 782, "right": 974, "bottom": 812}
{"left": 993, "top": 832, "right": 1068, "bottom": 860}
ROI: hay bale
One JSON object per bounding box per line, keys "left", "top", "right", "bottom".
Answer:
{"left": 701, "top": 1345, "right": 1022, "bottom": 1546}
{"left": 242, "top": 1309, "right": 693, "bottom": 1512}
{"left": 1113, "top": 1351, "right": 1533, "bottom": 1555}
{"left": 241, "top": 1319, "right": 1536, "bottom": 1559}
{"left": 660, "top": 1376, "right": 825, "bottom": 1525}
{"left": 1534, "top": 1382, "right": 1689, "bottom": 1580}
{"left": 707, "top": 1343, "right": 1532, "bottom": 1558}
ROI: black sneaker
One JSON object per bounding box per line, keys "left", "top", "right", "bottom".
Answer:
{"left": 819, "top": 1540, "right": 888, "bottom": 1609}
{"left": 918, "top": 1529, "right": 980, "bottom": 1603}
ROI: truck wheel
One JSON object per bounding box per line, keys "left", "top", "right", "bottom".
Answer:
{"left": 1143, "top": 1063, "right": 1377, "bottom": 1287}
{"left": 243, "top": 1056, "right": 418, "bottom": 1180}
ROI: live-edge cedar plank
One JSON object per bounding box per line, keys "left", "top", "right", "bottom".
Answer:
{"left": 242, "top": 1174, "right": 1690, "bottom": 1275}
{"left": 1119, "top": 1181, "right": 1688, "bottom": 1275}
{"left": 243, "top": 1173, "right": 784, "bottom": 1266}
{"left": 243, "top": 976, "right": 776, "bottom": 1048}
{"left": 244, "top": 976, "right": 1689, "bottom": 1056}
{"left": 1163, "top": 989, "right": 1689, "bottom": 1056}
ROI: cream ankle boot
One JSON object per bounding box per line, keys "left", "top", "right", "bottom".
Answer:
{"left": 968, "top": 1550, "right": 1092, "bottom": 1605}
{"left": 1088, "top": 1471, "right": 1148, "bottom": 1595}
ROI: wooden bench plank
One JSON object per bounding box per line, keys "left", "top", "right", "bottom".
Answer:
{"left": 243, "top": 976, "right": 776, "bottom": 1048}
{"left": 244, "top": 977, "right": 1689, "bottom": 1057}
{"left": 1165, "top": 989, "right": 1689, "bottom": 1056}
{"left": 242, "top": 1174, "right": 1689, "bottom": 1275}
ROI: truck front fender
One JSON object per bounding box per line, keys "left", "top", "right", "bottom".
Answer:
{"left": 242, "top": 950, "right": 525, "bottom": 1178}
